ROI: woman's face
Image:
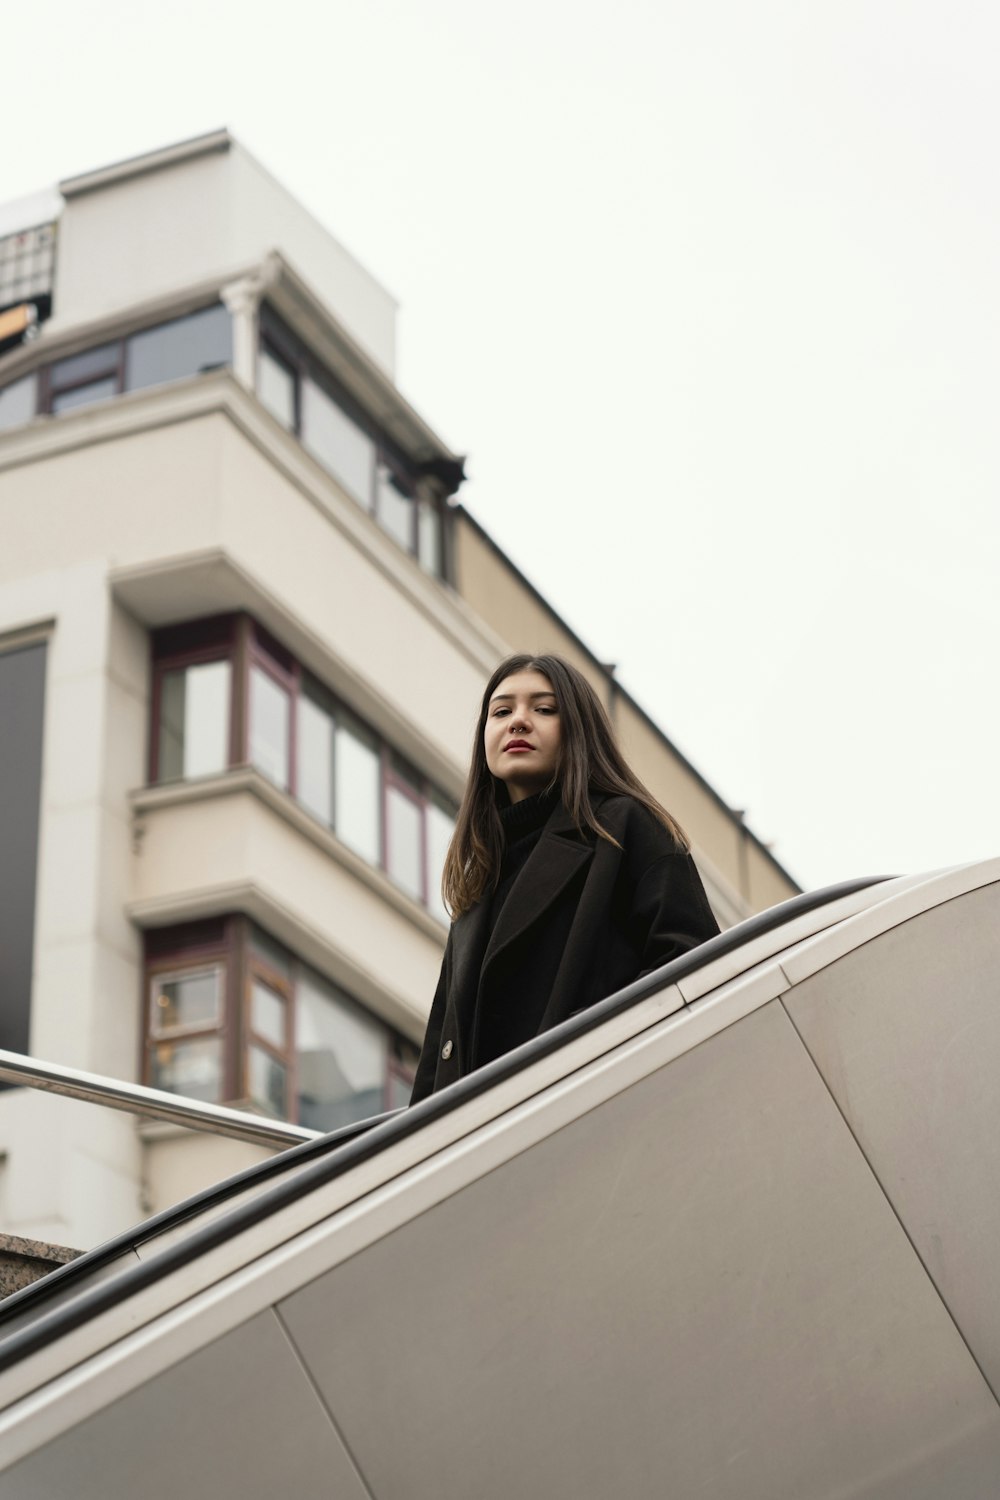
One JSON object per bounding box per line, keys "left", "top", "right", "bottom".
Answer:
{"left": 484, "top": 669, "right": 562, "bottom": 803}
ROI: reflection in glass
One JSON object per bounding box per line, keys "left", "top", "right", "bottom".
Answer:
{"left": 296, "top": 971, "right": 385, "bottom": 1131}
{"left": 251, "top": 979, "right": 286, "bottom": 1049}
{"left": 258, "top": 346, "right": 296, "bottom": 429}
{"left": 335, "top": 719, "right": 380, "bottom": 864}
{"left": 158, "top": 660, "right": 231, "bottom": 781}
{"left": 376, "top": 466, "right": 414, "bottom": 551}
{"left": 249, "top": 665, "right": 290, "bottom": 789}
{"left": 0, "top": 375, "right": 37, "bottom": 431}
{"left": 250, "top": 925, "right": 293, "bottom": 985}
{"left": 387, "top": 783, "right": 423, "bottom": 901}
{"left": 150, "top": 1036, "right": 222, "bottom": 1103}
{"left": 301, "top": 377, "right": 374, "bottom": 508}
{"left": 50, "top": 344, "right": 118, "bottom": 387}
{"left": 51, "top": 377, "right": 118, "bottom": 414}
{"left": 249, "top": 1044, "right": 287, "bottom": 1116}
{"left": 426, "top": 798, "right": 455, "bottom": 924}
{"left": 127, "top": 304, "right": 232, "bottom": 391}
{"left": 298, "top": 691, "right": 334, "bottom": 826}
{"left": 150, "top": 968, "right": 221, "bottom": 1033}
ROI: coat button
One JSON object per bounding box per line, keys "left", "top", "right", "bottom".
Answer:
{"left": 441, "top": 1040, "right": 453, "bottom": 1060}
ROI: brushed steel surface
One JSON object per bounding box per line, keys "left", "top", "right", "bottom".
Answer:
{"left": 0, "top": 1310, "right": 369, "bottom": 1500}
{"left": 0, "top": 1047, "right": 318, "bottom": 1148}
{"left": 281, "top": 1001, "right": 1000, "bottom": 1500}
{"left": 784, "top": 880, "right": 1000, "bottom": 1395}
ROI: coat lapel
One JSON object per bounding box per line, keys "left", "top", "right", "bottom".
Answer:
{"left": 481, "top": 801, "right": 593, "bottom": 974}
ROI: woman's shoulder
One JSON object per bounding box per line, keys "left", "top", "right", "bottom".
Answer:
{"left": 593, "top": 792, "right": 687, "bottom": 859}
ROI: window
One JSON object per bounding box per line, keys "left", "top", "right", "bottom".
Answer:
{"left": 143, "top": 918, "right": 418, "bottom": 1123}
{"left": 249, "top": 663, "right": 291, "bottom": 790}
{"left": 258, "top": 344, "right": 296, "bottom": 429}
{"left": 48, "top": 343, "right": 121, "bottom": 414}
{"left": 297, "top": 683, "right": 335, "bottom": 826}
{"left": 335, "top": 714, "right": 381, "bottom": 866}
{"left": 0, "top": 304, "right": 233, "bottom": 430}
{"left": 417, "top": 496, "right": 443, "bottom": 576}
{"left": 0, "top": 639, "right": 47, "bottom": 1060}
{"left": 375, "top": 464, "right": 416, "bottom": 552}
{"left": 148, "top": 967, "right": 225, "bottom": 1103}
{"left": 150, "top": 616, "right": 457, "bottom": 919}
{"left": 256, "top": 306, "right": 451, "bottom": 579}
{"left": 301, "top": 376, "right": 374, "bottom": 507}
{"left": 157, "top": 659, "right": 232, "bottom": 781}
{"left": 0, "top": 374, "right": 37, "bottom": 432}
{"left": 126, "top": 304, "right": 232, "bottom": 392}
{"left": 385, "top": 757, "right": 424, "bottom": 902}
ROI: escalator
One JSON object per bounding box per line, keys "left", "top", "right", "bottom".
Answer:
{"left": 0, "top": 860, "right": 998, "bottom": 1499}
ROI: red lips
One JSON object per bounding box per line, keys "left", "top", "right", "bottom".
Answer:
{"left": 505, "top": 739, "right": 533, "bottom": 752}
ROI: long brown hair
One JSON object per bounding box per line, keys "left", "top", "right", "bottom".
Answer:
{"left": 442, "top": 653, "right": 689, "bottom": 918}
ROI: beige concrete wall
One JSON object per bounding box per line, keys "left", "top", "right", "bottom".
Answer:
{"left": 54, "top": 136, "right": 396, "bottom": 375}
{"left": 140, "top": 1131, "right": 274, "bottom": 1223}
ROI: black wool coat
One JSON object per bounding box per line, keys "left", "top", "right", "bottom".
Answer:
{"left": 410, "top": 793, "right": 720, "bottom": 1103}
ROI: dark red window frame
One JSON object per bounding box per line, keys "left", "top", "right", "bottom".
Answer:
{"left": 141, "top": 917, "right": 417, "bottom": 1122}
{"left": 149, "top": 613, "right": 456, "bottom": 915}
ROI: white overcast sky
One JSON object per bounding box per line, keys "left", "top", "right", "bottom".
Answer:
{"left": 5, "top": 0, "right": 999, "bottom": 890}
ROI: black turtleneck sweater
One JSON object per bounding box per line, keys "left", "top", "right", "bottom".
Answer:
{"left": 473, "top": 790, "right": 560, "bottom": 1068}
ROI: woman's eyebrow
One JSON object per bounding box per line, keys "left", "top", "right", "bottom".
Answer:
{"left": 489, "top": 691, "right": 556, "bottom": 703}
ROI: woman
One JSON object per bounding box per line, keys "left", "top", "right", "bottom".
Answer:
{"left": 410, "top": 654, "right": 720, "bottom": 1103}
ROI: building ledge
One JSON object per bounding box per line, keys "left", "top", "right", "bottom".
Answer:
{"left": 131, "top": 767, "right": 448, "bottom": 943}
{"left": 0, "top": 1235, "right": 82, "bottom": 1300}
{"left": 128, "top": 768, "right": 445, "bottom": 1040}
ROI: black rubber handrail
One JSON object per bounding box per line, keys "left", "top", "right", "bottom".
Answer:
{"left": 0, "top": 876, "right": 887, "bottom": 1376}
{"left": 0, "top": 1109, "right": 405, "bottom": 1330}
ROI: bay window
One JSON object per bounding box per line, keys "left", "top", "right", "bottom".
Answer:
{"left": 150, "top": 614, "right": 456, "bottom": 920}
{"left": 0, "top": 302, "right": 233, "bottom": 427}
{"left": 144, "top": 918, "right": 418, "bottom": 1123}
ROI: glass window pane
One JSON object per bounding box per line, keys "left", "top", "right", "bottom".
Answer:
{"left": 296, "top": 971, "right": 385, "bottom": 1131}
{"left": 250, "top": 924, "right": 293, "bottom": 985}
{"left": 248, "top": 1044, "right": 287, "bottom": 1117}
{"left": 249, "top": 664, "right": 290, "bottom": 789}
{"left": 387, "top": 783, "right": 423, "bottom": 901}
{"left": 298, "top": 690, "right": 334, "bottom": 826}
{"left": 417, "top": 497, "right": 443, "bottom": 576}
{"left": 0, "top": 374, "right": 37, "bottom": 431}
{"left": 51, "top": 343, "right": 118, "bottom": 387}
{"left": 335, "top": 719, "right": 380, "bottom": 864}
{"left": 258, "top": 346, "right": 296, "bottom": 429}
{"left": 251, "top": 978, "right": 286, "bottom": 1049}
{"left": 426, "top": 799, "right": 455, "bottom": 924}
{"left": 376, "top": 466, "right": 415, "bottom": 551}
{"left": 301, "top": 377, "right": 374, "bottom": 508}
{"left": 150, "top": 967, "right": 222, "bottom": 1033}
{"left": 158, "top": 660, "right": 231, "bottom": 781}
{"left": 51, "top": 376, "right": 118, "bottom": 414}
{"left": 126, "top": 305, "right": 232, "bottom": 392}
{"left": 151, "top": 1036, "right": 222, "bottom": 1103}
